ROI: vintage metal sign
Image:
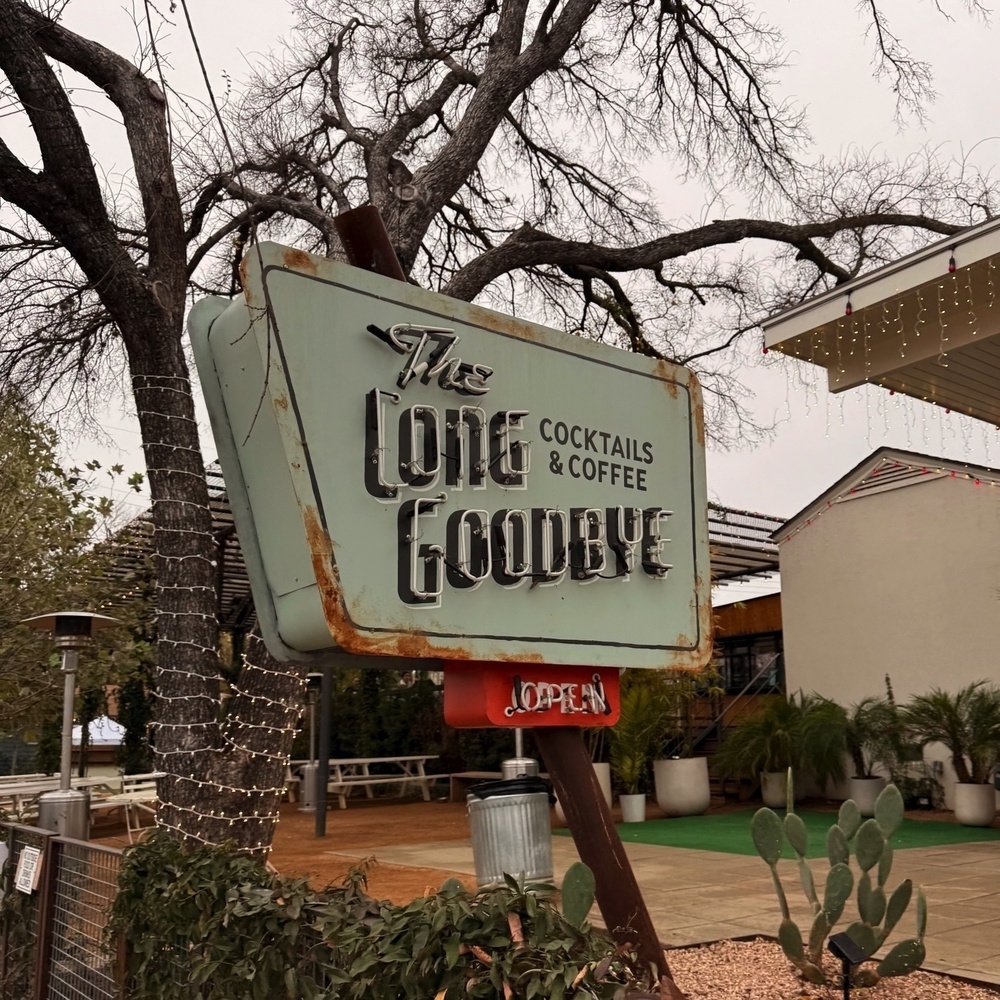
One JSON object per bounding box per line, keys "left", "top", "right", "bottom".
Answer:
{"left": 190, "top": 243, "right": 711, "bottom": 669}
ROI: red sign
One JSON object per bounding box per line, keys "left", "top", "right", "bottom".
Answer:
{"left": 444, "top": 663, "right": 620, "bottom": 728}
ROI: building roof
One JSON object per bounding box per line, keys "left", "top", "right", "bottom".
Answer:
{"left": 104, "top": 467, "right": 783, "bottom": 629}
{"left": 773, "top": 447, "right": 1000, "bottom": 540}
{"left": 761, "top": 214, "right": 1000, "bottom": 426}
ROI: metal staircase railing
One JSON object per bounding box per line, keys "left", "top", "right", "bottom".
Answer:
{"left": 685, "top": 654, "right": 781, "bottom": 755}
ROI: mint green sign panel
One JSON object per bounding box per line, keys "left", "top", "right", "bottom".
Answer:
{"left": 190, "top": 243, "right": 711, "bottom": 668}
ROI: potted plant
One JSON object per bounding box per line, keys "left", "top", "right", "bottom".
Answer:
{"left": 902, "top": 681, "right": 1000, "bottom": 826}
{"left": 554, "top": 722, "right": 612, "bottom": 824}
{"left": 843, "top": 695, "right": 899, "bottom": 815}
{"left": 652, "top": 666, "right": 721, "bottom": 817}
{"left": 608, "top": 675, "right": 664, "bottom": 822}
{"left": 712, "top": 692, "right": 848, "bottom": 807}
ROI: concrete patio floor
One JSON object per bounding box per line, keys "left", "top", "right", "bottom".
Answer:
{"left": 351, "top": 832, "right": 1000, "bottom": 986}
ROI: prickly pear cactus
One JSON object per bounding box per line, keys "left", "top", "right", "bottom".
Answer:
{"left": 560, "top": 861, "right": 596, "bottom": 928}
{"left": 750, "top": 778, "right": 926, "bottom": 987}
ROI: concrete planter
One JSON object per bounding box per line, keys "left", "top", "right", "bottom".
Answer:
{"left": 953, "top": 782, "right": 997, "bottom": 827}
{"left": 848, "top": 776, "right": 887, "bottom": 817}
{"left": 653, "top": 757, "right": 711, "bottom": 817}
{"left": 761, "top": 770, "right": 789, "bottom": 808}
{"left": 619, "top": 792, "right": 647, "bottom": 823}
{"left": 554, "top": 761, "right": 612, "bottom": 822}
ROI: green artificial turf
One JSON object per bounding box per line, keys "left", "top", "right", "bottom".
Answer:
{"left": 555, "top": 808, "right": 1000, "bottom": 858}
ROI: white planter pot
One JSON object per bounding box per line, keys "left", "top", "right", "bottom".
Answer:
{"left": 761, "top": 770, "right": 789, "bottom": 808}
{"left": 554, "top": 761, "right": 612, "bottom": 822}
{"left": 953, "top": 783, "right": 997, "bottom": 827}
{"left": 619, "top": 792, "right": 647, "bottom": 823}
{"left": 848, "top": 776, "right": 887, "bottom": 817}
{"left": 653, "top": 757, "right": 711, "bottom": 817}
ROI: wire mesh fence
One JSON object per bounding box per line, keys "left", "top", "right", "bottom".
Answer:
{"left": 44, "top": 838, "right": 122, "bottom": 1000}
{"left": 1, "top": 822, "right": 347, "bottom": 999}
{"left": 0, "top": 822, "right": 56, "bottom": 1000}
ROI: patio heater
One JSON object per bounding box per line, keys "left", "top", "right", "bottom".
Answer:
{"left": 21, "top": 611, "right": 120, "bottom": 840}
{"left": 298, "top": 673, "right": 322, "bottom": 812}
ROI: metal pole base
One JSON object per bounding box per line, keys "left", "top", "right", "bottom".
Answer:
{"left": 37, "top": 788, "right": 91, "bottom": 840}
{"left": 298, "top": 764, "right": 321, "bottom": 812}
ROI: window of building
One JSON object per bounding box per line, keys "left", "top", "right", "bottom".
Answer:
{"left": 713, "top": 631, "right": 784, "bottom": 695}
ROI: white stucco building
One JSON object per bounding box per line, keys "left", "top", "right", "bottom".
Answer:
{"left": 775, "top": 447, "right": 1000, "bottom": 806}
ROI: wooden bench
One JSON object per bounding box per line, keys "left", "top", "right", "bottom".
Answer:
{"left": 0, "top": 774, "right": 119, "bottom": 821}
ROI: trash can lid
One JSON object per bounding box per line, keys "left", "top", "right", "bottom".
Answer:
{"left": 467, "top": 776, "right": 552, "bottom": 800}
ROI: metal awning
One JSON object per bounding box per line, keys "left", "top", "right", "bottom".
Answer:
{"left": 762, "top": 215, "right": 1000, "bottom": 425}
{"left": 102, "top": 467, "right": 782, "bottom": 627}
{"left": 708, "top": 503, "right": 782, "bottom": 583}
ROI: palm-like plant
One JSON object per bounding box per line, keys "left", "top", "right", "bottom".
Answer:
{"left": 712, "top": 692, "right": 849, "bottom": 789}
{"left": 903, "top": 682, "right": 1000, "bottom": 784}
{"left": 609, "top": 676, "right": 666, "bottom": 794}
{"left": 844, "top": 696, "right": 899, "bottom": 779}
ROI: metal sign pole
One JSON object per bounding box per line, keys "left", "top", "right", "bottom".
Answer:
{"left": 315, "top": 661, "right": 333, "bottom": 837}
{"left": 58, "top": 648, "right": 78, "bottom": 790}
{"left": 308, "top": 689, "right": 318, "bottom": 766}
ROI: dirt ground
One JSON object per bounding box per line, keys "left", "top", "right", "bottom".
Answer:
{"left": 94, "top": 794, "right": 481, "bottom": 903}
{"left": 268, "top": 797, "right": 477, "bottom": 902}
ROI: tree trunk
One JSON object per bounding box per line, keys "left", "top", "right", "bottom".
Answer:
{"left": 127, "top": 322, "right": 305, "bottom": 853}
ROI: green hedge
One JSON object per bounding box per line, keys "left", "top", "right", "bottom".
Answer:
{"left": 109, "top": 832, "right": 649, "bottom": 999}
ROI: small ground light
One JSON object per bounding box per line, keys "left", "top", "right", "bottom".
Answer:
{"left": 828, "top": 931, "right": 868, "bottom": 1000}
{"left": 20, "top": 611, "right": 121, "bottom": 840}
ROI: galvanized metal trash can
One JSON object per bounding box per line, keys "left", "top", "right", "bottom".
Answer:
{"left": 467, "top": 776, "right": 553, "bottom": 889}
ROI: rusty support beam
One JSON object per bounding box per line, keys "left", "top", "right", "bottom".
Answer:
{"left": 334, "top": 205, "right": 407, "bottom": 282}
{"left": 534, "top": 728, "right": 686, "bottom": 1000}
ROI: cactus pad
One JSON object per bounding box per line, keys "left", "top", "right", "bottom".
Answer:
{"left": 857, "top": 873, "right": 887, "bottom": 926}
{"left": 823, "top": 863, "right": 853, "bottom": 923}
{"left": 827, "top": 825, "right": 849, "bottom": 867}
{"left": 883, "top": 879, "right": 912, "bottom": 937}
{"left": 560, "top": 862, "right": 596, "bottom": 927}
{"left": 877, "top": 841, "right": 894, "bottom": 888}
{"left": 877, "top": 938, "right": 926, "bottom": 977}
{"left": 778, "top": 917, "right": 805, "bottom": 962}
{"left": 874, "top": 783, "right": 905, "bottom": 837}
{"left": 854, "top": 819, "right": 885, "bottom": 872}
{"left": 784, "top": 812, "right": 808, "bottom": 859}
{"left": 837, "top": 799, "right": 862, "bottom": 840}
{"left": 751, "top": 808, "right": 784, "bottom": 866}
{"left": 844, "top": 919, "right": 877, "bottom": 958}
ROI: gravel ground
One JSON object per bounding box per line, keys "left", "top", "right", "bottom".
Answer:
{"left": 665, "top": 938, "right": 1000, "bottom": 999}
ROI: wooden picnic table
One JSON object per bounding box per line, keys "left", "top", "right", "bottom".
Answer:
{"left": 289, "top": 755, "right": 443, "bottom": 809}
{"left": 0, "top": 775, "right": 121, "bottom": 819}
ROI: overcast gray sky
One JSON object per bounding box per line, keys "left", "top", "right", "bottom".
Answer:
{"left": 48, "top": 0, "right": 1000, "bottom": 535}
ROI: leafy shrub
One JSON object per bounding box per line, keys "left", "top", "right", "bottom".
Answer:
{"left": 110, "top": 831, "right": 649, "bottom": 999}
